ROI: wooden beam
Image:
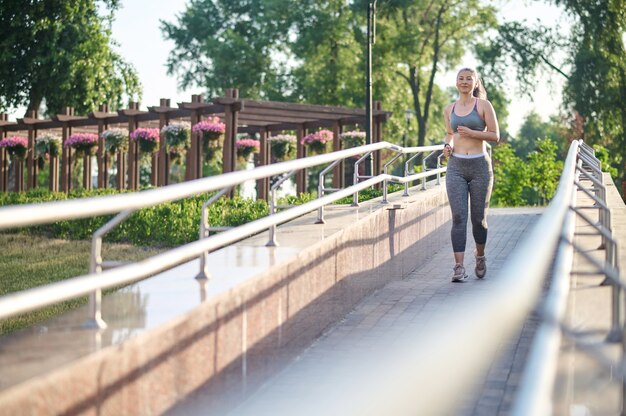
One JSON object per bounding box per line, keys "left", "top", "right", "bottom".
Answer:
{"left": 25, "top": 110, "right": 37, "bottom": 190}
{"left": 257, "top": 128, "right": 269, "bottom": 200}
{"left": 332, "top": 121, "right": 342, "bottom": 189}
{"left": 157, "top": 99, "right": 170, "bottom": 187}
{"left": 125, "top": 102, "right": 141, "bottom": 190}
{"left": 296, "top": 125, "right": 306, "bottom": 194}
{"left": 59, "top": 107, "right": 74, "bottom": 193}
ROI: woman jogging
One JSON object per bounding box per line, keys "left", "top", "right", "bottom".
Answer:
{"left": 442, "top": 67, "right": 500, "bottom": 282}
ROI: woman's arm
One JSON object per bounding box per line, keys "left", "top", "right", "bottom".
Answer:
{"left": 443, "top": 104, "right": 454, "bottom": 157}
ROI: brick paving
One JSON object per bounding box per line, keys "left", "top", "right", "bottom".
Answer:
{"left": 209, "top": 208, "right": 544, "bottom": 416}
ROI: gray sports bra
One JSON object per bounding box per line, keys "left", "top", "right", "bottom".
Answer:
{"left": 450, "top": 99, "right": 486, "bottom": 133}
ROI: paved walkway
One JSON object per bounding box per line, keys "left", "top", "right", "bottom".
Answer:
{"left": 170, "top": 208, "right": 544, "bottom": 416}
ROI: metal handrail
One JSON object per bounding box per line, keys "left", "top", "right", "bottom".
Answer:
{"left": 509, "top": 142, "right": 581, "bottom": 416}
{"left": 267, "top": 170, "right": 296, "bottom": 246}
{"left": 0, "top": 142, "right": 392, "bottom": 230}
{"left": 344, "top": 140, "right": 602, "bottom": 416}
{"left": 511, "top": 141, "right": 623, "bottom": 415}
{"left": 317, "top": 144, "right": 444, "bottom": 221}
{"left": 0, "top": 141, "right": 447, "bottom": 323}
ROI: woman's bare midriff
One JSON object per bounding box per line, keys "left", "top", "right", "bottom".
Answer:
{"left": 452, "top": 133, "right": 486, "bottom": 155}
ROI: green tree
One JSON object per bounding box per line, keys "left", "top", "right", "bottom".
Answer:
{"left": 0, "top": 0, "right": 141, "bottom": 116}
{"left": 512, "top": 111, "right": 565, "bottom": 158}
{"left": 491, "top": 143, "right": 529, "bottom": 207}
{"left": 555, "top": 0, "right": 626, "bottom": 194}
{"left": 479, "top": 2, "right": 626, "bottom": 195}
{"left": 161, "top": 0, "right": 297, "bottom": 100}
{"left": 162, "top": 0, "right": 499, "bottom": 148}
{"left": 593, "top": 144, "right": 619, "bottom": 178}
{"left": 525, "top": 138, "right": 563, "bottom": 205}
{"left": 288, "top": 1, "right": 364, "bottom": 107}
{"left": 373, "top": 0, "right": 497, "bottom": 149}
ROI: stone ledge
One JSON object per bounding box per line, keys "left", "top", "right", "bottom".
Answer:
{"left": 0, "top": 184, "right": 451, "bottom": 415}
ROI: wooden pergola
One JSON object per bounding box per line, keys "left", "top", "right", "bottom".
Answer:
{"left": 0, "top": 89, "right": 391, "bottom": 199}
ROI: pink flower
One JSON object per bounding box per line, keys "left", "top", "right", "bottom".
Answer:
{"left": 192, "top": 117, "right": 226, "bottom": 134}
{"left": 235, "top": 138, "right": 260, "bottom": 152}
{"left": 301, "top": 129, "right": 334, "bottom": 145}
{"left": 65, "top": 133, "right": 98, "bottom": 148}
{"left": 0, "top": 136, "right": 28, "bottom": 149}
{"left": 130, "top": 128, "right": 160, "bottom": 143}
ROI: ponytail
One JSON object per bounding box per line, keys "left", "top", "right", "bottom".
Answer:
{"left": 473, "top": 77, "right": 487, "bottom": 100}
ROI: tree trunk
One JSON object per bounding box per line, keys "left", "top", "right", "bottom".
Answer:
{"left": 422, "top": 5, "right": 444, "bottom": 146}
{"left": 25, "top": 93, "right": 42, "bottom": 117}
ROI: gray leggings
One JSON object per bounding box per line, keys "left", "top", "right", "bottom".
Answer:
{"left": 445, "top": 154, "right": 493, "bottom": 253}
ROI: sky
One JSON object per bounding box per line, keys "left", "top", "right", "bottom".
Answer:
{"left": 9, "top": 0, "right": 572, "bottom": 137}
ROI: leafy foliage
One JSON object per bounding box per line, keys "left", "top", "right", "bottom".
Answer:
{"left": 371, "top": 0, "right": 497, "bottom": 148}
{"left": 525, "top": 139, "right": 564, "bottom": 205}
{"left": 556, "top": 0, "right": 626, "bottom": 191}
{"left": 491, "top": 140, "right": 563, "bottom": 207}
{"left": 288, "top": 0, "right": 364, "bottom": 107}
{"left": 593, "top": 144, "right": 619, "bottom": 178}
{"left": 491, "top": 143, "right": 529, "bottom": 207}
{"left": 161, "top": 0, "right": 497, "bottom": 151}
{"left": 0, "top": 189, "right": 268, "bottom": 247}
{"left": 0, "top": 0, "right": 142, "bottom": 116}
{"left": 512, "top": 111, "right": 566, "bottom": 158}
{"left": 478, "top": 0, "right": 626, "bottom": 195}
{"left": 161, "top": 0, "right": 297, "bottom": 100}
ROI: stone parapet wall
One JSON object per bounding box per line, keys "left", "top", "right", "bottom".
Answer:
{"left": 0, "top": 186, "right": 450, "bottom": 415}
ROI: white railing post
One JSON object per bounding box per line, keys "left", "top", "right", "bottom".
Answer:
{"left": 197, "top": 187, "right": 231, "bottom": 280}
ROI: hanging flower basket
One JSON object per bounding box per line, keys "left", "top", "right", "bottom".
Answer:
{"left": 301, "top": 129, "right": 333, "bottom": 155}
{"left": 193, "top": 117, "right": 226, "bottom": 163}
{"left": 0, "top": 136, "right": 28, "bottom": 161}
{"left": 34, "top": 133, "right": 62, "bottom": 169}
{"left": 162, "top": 122, "right": 191, "bottom": 163}
{"left": 268, "top": 134, "right": 297, "bottom": 161}
{"left": 192, "top": 117, "right": 226, "bottom": 142}
{"left": 130, "top": 128, "right": 160, "bottom": 154}
{"left": 235, "top": 138, "right": 260, "bottom": 163}
{"left": 101, "top": 128, "right": 129, "bottom": 155}
{"left": 35, "top": 133, "right": 62, "bottom": 159}
{"left": 66, "top": 133, "right": 99, "bottom": 157}
{"left": 340, "top": 130, "right": 366, "bottom": 149}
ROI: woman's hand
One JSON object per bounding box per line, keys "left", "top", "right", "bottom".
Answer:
{"left": 443, "top": 143, "right": 452, "bottom": 158}
{"left": 456, "top": 126, "right": 474, "bottom": 138}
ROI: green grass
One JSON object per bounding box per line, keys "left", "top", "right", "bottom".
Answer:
{"left": 0, "top": 232, "right": 162, "bottom": 337}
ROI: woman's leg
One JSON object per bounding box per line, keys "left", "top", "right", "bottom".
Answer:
{"left": 446, "top": 159, "right": 470, "bottom": 264}
{"left": 468, "top": 157, "right": 493, "bottom": 254}
{"left": 467, "top": 157, "right": 492, "bottom": 278}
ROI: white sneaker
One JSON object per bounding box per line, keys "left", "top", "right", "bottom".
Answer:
{"left": 475, "top": 255, "right": 487, "bottom": 279}
{"left": 451, "top": 264, "right": 467, "bottom": 282}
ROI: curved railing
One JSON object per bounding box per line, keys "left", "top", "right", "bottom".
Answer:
{"left": 511, "top": 141, "right": 623, "bottom": 415}
{"left": 0, "top": 142, "right": 445, "bottom": 328}
{"left": 343, "top": 139, "right": 623, "bottom": 416}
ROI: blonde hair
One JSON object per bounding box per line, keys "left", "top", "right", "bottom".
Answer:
{"left": 457, "top": 67, "right": 487, "bottom": 100}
